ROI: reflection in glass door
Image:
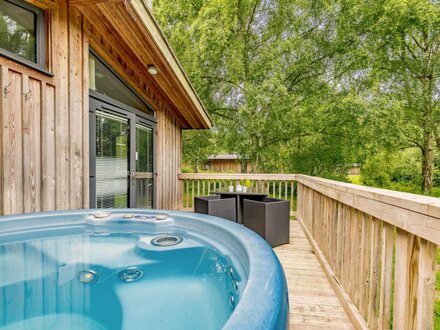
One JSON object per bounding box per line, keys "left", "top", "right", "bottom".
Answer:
{"left": 90, "top": 97, "right": 155, "bottom": 209}
{"left": 136, "top": 124, "right": 153, "bottom": 208}
{"left": 95, "top": 111, "right": 129, "bottom": 208}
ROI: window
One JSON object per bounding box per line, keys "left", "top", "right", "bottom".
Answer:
{"left": 0, "top": 0, "right": 45, "bottom": 68}
{"left": 89, "top": 52, "right": 154, "bottom": 116}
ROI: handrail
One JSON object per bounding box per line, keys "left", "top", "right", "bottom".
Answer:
{"left": 178, "top": 173, "right": 297, "bottom": 180}
{"left": 295, "top": 174, "right": 439, "bottom": 330}
{"left": 297, "top": 174, "right": 440, "bottom": 219}
{"left": 178, "top": 173, "right": 439, "bottom": 329}
{"left": 296, "top": 175, "right": 440, "bottom": 245}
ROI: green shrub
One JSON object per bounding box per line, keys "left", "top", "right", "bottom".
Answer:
{"left": 361, "top": 149, "right": 422, "bottom": 189}
{"left": 181, "top": 167, "right": 194, "bottom": 173}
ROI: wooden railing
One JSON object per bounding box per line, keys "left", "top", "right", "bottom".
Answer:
{"left": 177, "top": 173, "right": 439, "bottom": 329}
{"left": 296, "top": 174, "right": 439, "bottom": 330}
{"left": 178, "top": 173, "right": 297, "bottom": 214}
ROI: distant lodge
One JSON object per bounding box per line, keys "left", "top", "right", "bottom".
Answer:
{"left": 181, "top": 154, "right": 252, "bottom": 173}
{"left": 186, "top": 155, "right": 361, "bottom": 176}
{"left": 204, "top": 154, "right": 253, "bottom": 173}
{"left": 349, "top": 164, "right": 361, "bottom": 175}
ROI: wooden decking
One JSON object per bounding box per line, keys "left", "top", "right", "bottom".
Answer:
{"left": 274, "top": 221, "right": 354, "bottom": 329}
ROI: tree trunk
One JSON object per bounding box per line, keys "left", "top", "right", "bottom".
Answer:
{"left": 419, "top": 34, "right": 436, "bottom": 195}
{"left": 421, "top": 131, "right": 434, "bottom": 194}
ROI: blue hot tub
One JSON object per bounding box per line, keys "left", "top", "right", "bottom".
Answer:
{"left": 0, "top": 209, "right": 288, "bottom": 330}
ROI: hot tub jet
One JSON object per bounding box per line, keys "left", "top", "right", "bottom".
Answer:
{"left": 119, "top": 267, "right": 144, "bottom": 283}
{"left": 77, "top": 270, "right": 98, "bottom": 284}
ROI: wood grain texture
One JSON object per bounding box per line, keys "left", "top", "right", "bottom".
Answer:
{"left": 54, "top": 0, "right": 70, "bottom": 210}
{"left": 0, "top": 66, "right": 3, "bottom": 214}
{"left": 2, "top": 69, "right": 23, "bottom": 214}
{"left": 22, "top": 76, "right": 41, "bottom": 213}
{"left": 81, "top": 22, "right": 90, "bottom": 208}
{"left": 0, "top": 0, "right": 89, "bottom": 214}
{"left": 1, "top": 0, "right": 187, "bottom": 213}
{"left": 297, "top": 175, "right": 440, "bottom": 245}
{"left": 127, "top": 0, "right": 211, "bottom": 128}
{"left": 179, "top": 173, "right": 297, "bottom": 181}
{"left": 378, "top": 222, "right": 394, "bottom": 329}
{"left": 41, "top": 84, "right": 56, "bottom": 211}
{"left": 393, "top": 228, "right": 413, "bottom": 329}
{"left": 295, "top": 177, "right": 439, "bottom": 330}
{"left": 77, "top": 0, "right": 210, "bottom": 129}
{"left": 68, "top": 6, "right": 84, "bottom": 209}
{"left": 155, "top": 108, "right": 182, "bottom": 210}
{"left": 274, "top": 221, "right": 355, "bottom": 329}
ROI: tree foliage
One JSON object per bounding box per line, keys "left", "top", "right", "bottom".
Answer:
{"left": 153, "top": 0, "right": 440, "bottom": 193}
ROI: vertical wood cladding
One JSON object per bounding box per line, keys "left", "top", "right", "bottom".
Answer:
{"left": 156, "top": 107, "right": 182, "bottom": 210}
{"left": 0, "top": 0, "right": 183, "bottom": 214}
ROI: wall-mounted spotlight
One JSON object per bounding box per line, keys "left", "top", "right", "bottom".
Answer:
{"left": 147, "top": 65, "right": 158, "bottom": 75}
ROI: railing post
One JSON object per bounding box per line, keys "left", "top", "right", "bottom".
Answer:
{"left": 296, "top": 182, "right": 303, "bottom": 221}
{"left": 178, "top": 177, "right": 184, "bottom": 210}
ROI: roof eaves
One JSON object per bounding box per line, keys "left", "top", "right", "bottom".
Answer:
{"left": 130, "top": 0, "right": 212, "bottom": 129}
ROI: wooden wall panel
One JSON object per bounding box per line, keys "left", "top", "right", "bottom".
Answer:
{"left": 0, "top": 73, "right": 56, "bottom": 214}
{"left": 68, "top": 6, "right": 85, "bottom": 209}
{"left": 0, "top": 0, "right": 89, "bottom": 215}
{"left": 82, "top": 30, "right": 90, "bottom": 209}
{"left": 156, "top": 107, "right": 182, "bottom": 210}
{"left": 41, "top": 84, "right": 56, "bottom": 211}
{"left": 2, "top": 69, "right": 23, "bottom": 215}
{"left": 54, "top": 0, "right": 70, "bottom": 210}
{"left": 22, "top": 77, "right": 42, "bottom": 213}
{"left": 0, "top": 0, "right": 184, "bottom": 214}
{"left": 206, "top": 159, "right": 243, "bottom": 173}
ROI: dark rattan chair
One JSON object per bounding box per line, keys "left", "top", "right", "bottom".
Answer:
{"left": 194, "top": 195, "right": 237, "bottom": 222}
{"left": 243, "top": 197, "right": 290, "bottom": 247}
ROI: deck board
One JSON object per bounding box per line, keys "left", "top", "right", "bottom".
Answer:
{"left": 274, "top": 221, "right": 355, "bottom": 329}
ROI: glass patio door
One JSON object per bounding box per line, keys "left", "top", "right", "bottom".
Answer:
{"left": 95, "top": 110, "right": 130, "bottom": 208}
{"left": 89, "top": 96, "right": 155, "bottom": 209}
{"left": 135, "top": 124, "right": 154, "bottom": 208}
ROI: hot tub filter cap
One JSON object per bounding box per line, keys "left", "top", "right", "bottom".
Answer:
{"left": 151, "top": 235, "right": 183, "bottom": 247}
{"left": 93, "top": 211, "right": 111, "bottom": 219}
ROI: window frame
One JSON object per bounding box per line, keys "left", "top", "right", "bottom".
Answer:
{"left": 89, "top": 49, "right": 155, "bottom": 118}
{"left": 0, "top": 0, "right": 46, "bottom": 71}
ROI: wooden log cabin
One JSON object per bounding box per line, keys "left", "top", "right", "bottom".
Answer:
{"left": 0, "top": 0, "right": 211, "bottom": 215}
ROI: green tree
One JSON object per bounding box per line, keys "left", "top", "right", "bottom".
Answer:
{"left": 339, "top": 0, "right": 440, "bottom": 193}
{"left": 153, "top": 0, "right": 440, "bottom": 196}
{"left": 154, "top": 0, "right": 367, "bottom": 174}
{"left": 182, "top": 130, "right": 218, "bottom": 172}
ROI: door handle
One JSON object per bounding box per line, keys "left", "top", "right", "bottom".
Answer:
{"left": 131, "top": 170, "right": 136, "bottom": 185}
